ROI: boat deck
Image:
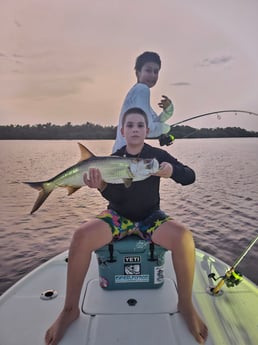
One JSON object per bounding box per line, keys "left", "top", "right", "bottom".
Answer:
{"left": 0, "top": 250, "right": 257, "bottom": 345}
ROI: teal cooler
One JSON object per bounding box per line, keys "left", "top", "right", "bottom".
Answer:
{"left": 95, "top": 236, "right": 167, "bottom": 290}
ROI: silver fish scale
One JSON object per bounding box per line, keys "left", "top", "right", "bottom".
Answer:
{"left": 85, "top": 158, "right": 134, "bottom": 183}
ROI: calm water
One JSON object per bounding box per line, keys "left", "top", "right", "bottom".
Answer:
{"left": 0, "top": 139, "right": 257, "bottom": 295}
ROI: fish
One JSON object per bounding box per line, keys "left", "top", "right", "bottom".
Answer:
{"left": 24, "top": 142, "right": 160, "bottom": 214}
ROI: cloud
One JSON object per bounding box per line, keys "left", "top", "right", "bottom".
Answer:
{"left": 199, "top": 55, "right": 233, "bottom": 67}
{"left": 13, "top": 53, "right": 25, "bottom": 58}
{"left": 14, "top": 20, "right": 22, "bottom": 28}
{"left": 17, "top": 74, "right": 94, "bottom": 101}
{"left": 170, "top": 82, "right": 191, "bottom": 86}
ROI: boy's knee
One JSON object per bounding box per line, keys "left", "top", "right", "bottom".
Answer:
{"left": 174, "top": 224, "right": 192, "bottom": 240}
{"left": 182, "top": 227, "right": 193, "bottom": 241}
{"left": 73, "top": 224, "right": 90, "bottom": 243}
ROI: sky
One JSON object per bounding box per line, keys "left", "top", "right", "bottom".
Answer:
{"left": 1, "top": 0, "right": 258, "bottom": 130}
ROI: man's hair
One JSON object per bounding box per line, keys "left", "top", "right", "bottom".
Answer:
{"left": 122, "top": 107, "right": 148, "bottom": 127}
{"left": 134, "top": 51, "right": 161, "bottom": 72}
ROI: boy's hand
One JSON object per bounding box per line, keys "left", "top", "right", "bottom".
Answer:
{"left": 158, "top": 95, "right": 172, "bottom": 111}
{"left": 83, "top": 168, "right": 106, "bottom": 190}
{"left": 153, "top": 162, "right": 173, "bottom": 178}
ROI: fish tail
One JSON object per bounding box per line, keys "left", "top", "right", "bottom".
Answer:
{"left": 23, "top": 181, "right": 53, "bottom": 214}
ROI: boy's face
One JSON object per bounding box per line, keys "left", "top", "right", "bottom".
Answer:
{"left": 136, "top": 62, "right": 160, "bottom": 88}
{"left": 121, "top": 113, "right": 149, "bottom": 145}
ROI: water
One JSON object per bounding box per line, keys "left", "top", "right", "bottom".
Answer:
{"left": 0, "top": 139, "right": 257, "bottom": 295}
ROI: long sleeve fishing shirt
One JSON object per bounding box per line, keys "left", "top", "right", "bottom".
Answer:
{"left": 101, "top": 143, "right": 195, "bottom": 222}
{"left": 112, "top": 83, "right": 174, "bottom": 153}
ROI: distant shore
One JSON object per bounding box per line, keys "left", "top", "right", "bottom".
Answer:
{"left": 0, "top": 122, "right": 258, "bottom": 140}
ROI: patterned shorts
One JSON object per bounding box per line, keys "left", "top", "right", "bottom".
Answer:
{"left": 96, "top": 209, "right": 171, "bottom": 242}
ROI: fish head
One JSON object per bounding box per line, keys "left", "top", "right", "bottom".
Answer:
{"left": 129, "top": 158, "right": 159, "bottom": 177}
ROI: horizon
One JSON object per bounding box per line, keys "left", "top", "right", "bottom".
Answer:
{"left": 2, "top": 110, "right": 258, "bottom": 132}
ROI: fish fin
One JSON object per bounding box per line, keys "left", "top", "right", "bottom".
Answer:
{"left": 123, "top": 178, "right": 133, "bottom": 188}
{"left": 127, "top": 167, "right": 134, "bottom": 178}
{"left": 77, "top": 142, "right": 95, "bottom": 162}
{"left": 24, "top": 182, "right": 52, "bottom": 214}
{"left": 67, "top": 186, "right": 81, "bottom": 195}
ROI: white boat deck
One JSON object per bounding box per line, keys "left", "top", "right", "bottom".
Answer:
{"left": 0, "top": 250, "right": 257, "bottom": 345}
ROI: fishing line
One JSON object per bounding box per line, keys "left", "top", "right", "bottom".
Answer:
{"left": 159, "top": 109, "right": 258, "bottom": 145}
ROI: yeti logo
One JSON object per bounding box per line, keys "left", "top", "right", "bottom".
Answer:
{"left": 124, "top": 256, "right": 141, "bottom": 263}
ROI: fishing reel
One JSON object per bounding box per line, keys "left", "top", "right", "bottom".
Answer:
{"left": 159, "top": 133, "right": 175, "bottom": 146}
{"left": 207, "top": 236, "right": 257, "bottom": 295}
{"left": 208, "top": 269, "right": 243, "bottom": 288}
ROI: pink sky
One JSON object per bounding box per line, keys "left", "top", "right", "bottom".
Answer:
{"left": 1, "top": 0, "right": 258, "bottom": 130}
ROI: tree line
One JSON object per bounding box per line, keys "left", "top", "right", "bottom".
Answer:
{"left": 0, "top": 122, "right": 257, "bottom": 140}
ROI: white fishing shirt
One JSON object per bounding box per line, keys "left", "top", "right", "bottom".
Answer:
{"left": 112, "top": 83, "right": 174, "bottom": 153}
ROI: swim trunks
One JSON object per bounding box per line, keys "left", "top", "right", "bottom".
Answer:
{"left": 96, "top": 209, "right": 170, "bottom": 242}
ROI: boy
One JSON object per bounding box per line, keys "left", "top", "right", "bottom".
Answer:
{"left": 112, "top": 51, "right": 174, "bottom": 152}
{"left": 45, "top": 107, "right": 208, "bottom": 345}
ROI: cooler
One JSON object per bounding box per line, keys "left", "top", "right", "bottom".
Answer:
{"left": 95, "top": 236, "right": 167, "bottom": 290}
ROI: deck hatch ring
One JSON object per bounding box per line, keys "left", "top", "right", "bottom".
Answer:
{"left": 127, "top": 298, "right": 137, "bottom": 306}
{"left": 40, "top": 289, "right": 58, "bottom": 300}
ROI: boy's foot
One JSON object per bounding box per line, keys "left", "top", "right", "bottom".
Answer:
{"left": 178, "top": 302, "right": 208, "bottom": 344}
{"left": 45, "top": 307, "right": 80, "bottom": 345}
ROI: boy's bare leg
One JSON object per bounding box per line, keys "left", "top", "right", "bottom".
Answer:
{"left": 45, "top": 219, "right": 112, "bottom": 345}
{"left": 152, "top": 220, "right": 208, "bottom": 344}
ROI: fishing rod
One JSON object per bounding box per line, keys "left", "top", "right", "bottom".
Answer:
{"left": 209, "top": 235, "right": 258, "bottom": 295}
{"left": 159, "top": 109, "right": 258, "bottom": 146}
{"left": 171, "top": 109, "right": 258, "bottom": 127}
